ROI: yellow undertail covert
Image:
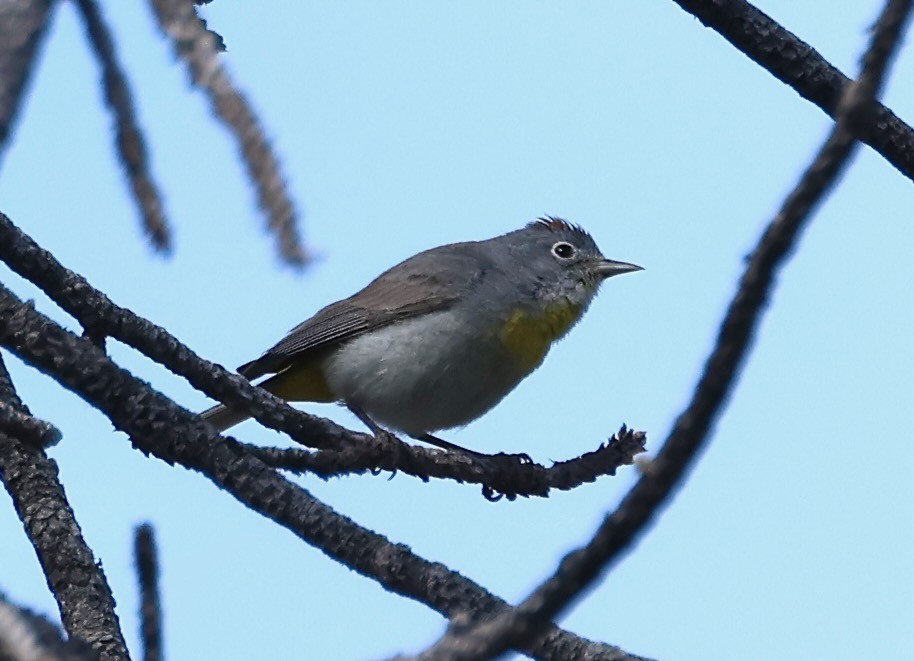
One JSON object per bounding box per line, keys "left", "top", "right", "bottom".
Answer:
{"left": 261, "top": 359, "right": 336, "bottom": 403}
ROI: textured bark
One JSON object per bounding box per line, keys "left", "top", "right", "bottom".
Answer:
{"left": 0, "top": 360, "right": 129, "bottom": 660}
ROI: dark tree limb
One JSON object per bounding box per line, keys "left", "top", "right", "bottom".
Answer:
{"left": 0, "top": 0, "right": 55, "bottom": 160}
{"left": 149, "top": 0, "right": 307, "bottom": 266}
{"left": 0, "top": 211, "right": 644, "bottom": 499}
{"left": 251, "top": 428, "right": 644, "bottom": 501}
{"left": 0, "top": 356, "right": 130, "bottom": 660}
{"left": 407, "top": 0, "right": 914, "bottom": 657}
{"left": 0, "top": 287, "right": 645, "bottom": 661}
{"left": 134, "top": 524, "right": 162, "bottom": 661}
{"left": 670, "top": 0, "right": 914, "bottom": 184}
{"left": 73, "top": 0, "right": 170, "bottom": 252}
{"left": 248, "top": 426, "right": 645, "bottom": 500}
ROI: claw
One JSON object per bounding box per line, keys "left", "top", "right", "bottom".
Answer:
{"left": 482, "top": 485, "right": 504, "bottom": 502}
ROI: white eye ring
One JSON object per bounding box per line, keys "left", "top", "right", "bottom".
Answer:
{"left": 551, "top": 241, "right": 575, "bottom": 259}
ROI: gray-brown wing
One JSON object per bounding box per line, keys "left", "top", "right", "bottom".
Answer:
{"left": 238, "top": 243, "right": 487, "bottom": 379}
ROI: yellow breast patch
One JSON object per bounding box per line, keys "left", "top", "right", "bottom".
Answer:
{"left": 499, "top": 303, "right": 583, "bottom": 372}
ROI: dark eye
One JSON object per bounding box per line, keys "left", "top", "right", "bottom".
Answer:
{"left": 552, "top": 241, "right": 575, "bottom": 259}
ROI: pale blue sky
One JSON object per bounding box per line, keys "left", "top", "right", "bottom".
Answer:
{"left": 2, "top": 2, "right": 913, "bottom": 659}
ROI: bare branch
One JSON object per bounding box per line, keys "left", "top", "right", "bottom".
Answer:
{"left": 72, "top": 0, "right": 170, "bottom": 252}
{"left": 149, "top": 0, "right": 308, "bottom": 266}
{"left": 0, "top": 397, "right": 60, "bottom": 449}
{"left": 408, "top": 0, "right": 914, "bottom": 658}
{"left": 0, "top": 0, "right": 55, "bottom": 161}
{"left": 0, "top": 211, "right": 642, "bottom": 498}
{"left": 249, "top": 426, "right": 645, "bottom": 500}
{"left": 0, "top": 356, "right": 130, "bottom": 660}
{"left": 134, "top": 524, "right": 162, "bottom": 661}
{"left": 670, "top": 0, "right": 914, "bottom": 185}
{"left": 0, "top": 284, "right": 644, "bottom": 661}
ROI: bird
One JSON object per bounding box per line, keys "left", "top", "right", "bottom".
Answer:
{"left": 201, "top": 217, "right": 641, "bottom": 454}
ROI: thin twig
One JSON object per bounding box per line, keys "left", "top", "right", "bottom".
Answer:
{"left": 0, "top": 355, "right": 130, "bottom": 660}
{"left": 134, "top": 524, "right": 162, "bottom": 661}
{"left": 0, "top": 0, "right": 55, "bottom": 160}
{"left": 149, "top": 0, "right": 307, "bottom": 266}
{"left": 408, "top": 0, "right": 914, "bottom": 657}
{"left": 73, "top": 0, "right": 170, "bottom": 252}
{"left": 670, "top": 0, "right": 914, "bottom": 184}
{"left": 0, "top": 210, "right": 644, "bottom": 499}
{"left": 0, "top": 285, "right": 645, "bottom": 661}
{"left": 0, "top": 397, "right": 60, "bottom": 448}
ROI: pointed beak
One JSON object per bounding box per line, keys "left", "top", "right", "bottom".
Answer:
{"left": 596, "top": 258, "right": 643, "bottom": 279}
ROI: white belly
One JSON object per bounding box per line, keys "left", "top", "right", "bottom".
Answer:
{"left": 320, "top": 310, "right": 535, "bottom": 436}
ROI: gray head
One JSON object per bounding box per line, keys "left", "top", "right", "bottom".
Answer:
{"left": 490, "top": 216, "right": 642, "bottom": 309}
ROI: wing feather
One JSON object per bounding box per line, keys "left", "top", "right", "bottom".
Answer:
{"left": 239, "top": 243, "right": 487, "bottom": 379}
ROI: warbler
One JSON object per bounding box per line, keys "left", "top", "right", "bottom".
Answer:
{"left": 202, "top": 217, "right": 641, "bottom": 452}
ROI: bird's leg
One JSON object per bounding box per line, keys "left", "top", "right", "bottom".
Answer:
{"left": 346, "top": 404, "right": 531, "bottom": 465}
{"left": 346, "top": 404, "right": 403, "bottom": 476}
{"left": 413, "top": 432, "right": 483, "bottom": 455}
{"left": 413, "top": 433, "right": 532, "bottom": 465}
{"left": 346, "top": 403, "right": 391, "bottom": 439}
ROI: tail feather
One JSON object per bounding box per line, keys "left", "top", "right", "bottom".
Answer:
{"left": 200, "top": 362, "right": 333, "bottom": 432}
{"left": 200, "top": 403, "right": 252, "bottom": 432}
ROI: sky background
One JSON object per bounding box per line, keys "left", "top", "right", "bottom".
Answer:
{"left": 1, "top": 1, "right": 913, "bottom": 660}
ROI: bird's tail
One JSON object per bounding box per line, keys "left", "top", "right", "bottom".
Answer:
{"left": 200, "top": 403, "right": 252, "bottom": 432}
{"left": 199, "top": 362, "right": 335, "bottom": 432}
